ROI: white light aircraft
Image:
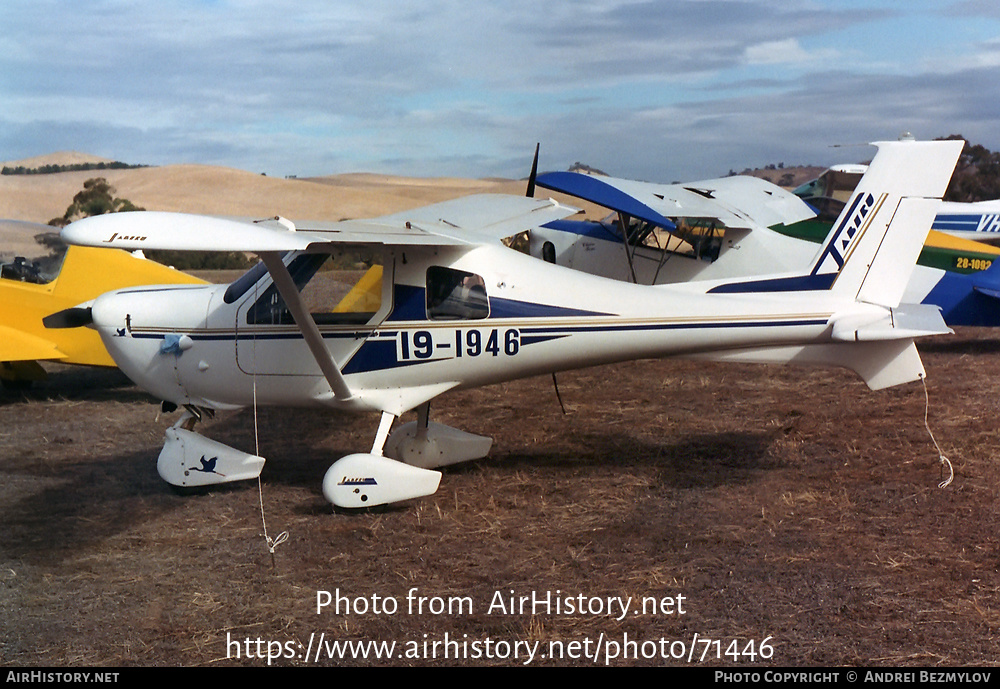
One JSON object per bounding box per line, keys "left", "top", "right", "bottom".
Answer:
{"left": 54, "top": 140, "right": 960, "bottom": 508}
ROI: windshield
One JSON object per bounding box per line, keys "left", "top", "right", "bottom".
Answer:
{"left": 244, "top": 251, "right": 386, "bottom": 326}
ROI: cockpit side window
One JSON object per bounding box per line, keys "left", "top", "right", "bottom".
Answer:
{"left": 426, "top": 266, "right": 489, "bottom": 320}
{"left": 0, "top": 248, "right": 67, "bottom": 285}
{"left": 616, "top": 214, "right": 723, "bottom": 263}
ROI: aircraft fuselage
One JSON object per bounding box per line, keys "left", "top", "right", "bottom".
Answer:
{"left": 90, "top": 243, "right": 869, "bottom": 418}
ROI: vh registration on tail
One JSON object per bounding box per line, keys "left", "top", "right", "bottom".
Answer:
{"left": 53, "top": 140, "right": 963, "bottom": 509}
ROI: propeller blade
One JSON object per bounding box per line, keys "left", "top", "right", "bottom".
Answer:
{"left": 526, "top": 142, "right": 539, "bottom": 198}
{"left": 43, "top": 306, "right": 93, "bottom": 329}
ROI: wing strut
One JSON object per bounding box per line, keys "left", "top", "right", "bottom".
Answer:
{"left": 259, "top": 252, "right": 354, "bottom": 401}
{"left": 618, "top": 212, "right": 639, "bottom": 283}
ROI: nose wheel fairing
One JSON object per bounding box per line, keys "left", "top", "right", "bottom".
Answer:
{"left": 157, "top": 418, "right": 266, "bottom": 488}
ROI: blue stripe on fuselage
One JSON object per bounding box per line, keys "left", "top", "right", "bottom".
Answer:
{"left": 707, "top": 273, "right": 836, "bottom": 294}
{"left": 338, "top": 316, "right": 830, "bottom": 374}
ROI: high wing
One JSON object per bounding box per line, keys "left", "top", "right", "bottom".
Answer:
{"left": 62, "top": 194, "right": 582, "bottom": 252}
{"left": 535, "top": 171, "right": 816, "bottom": 231}
{"left": 60, "top": 193, "right": 582, "bottom": 405}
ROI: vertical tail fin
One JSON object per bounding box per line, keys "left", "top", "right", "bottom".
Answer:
{"left": 708, "top": 140, "right": 963, "bottom": 300}
{"left": 703, "top": 140, "right": 962, "bottom": 390}
{"left": 810, "top": 139, "right": 964, "bottom": 307}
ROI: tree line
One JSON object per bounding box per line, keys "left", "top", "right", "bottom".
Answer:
{"left": 939, "top": 135, "right": 1000, "bottom": 202}
{"left": 2, "top": 161, "right": 147, "bottom": 175}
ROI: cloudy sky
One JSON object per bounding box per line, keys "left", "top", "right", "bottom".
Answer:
{"left": 3, "top": 1, "right": 1000, "bottom": 182}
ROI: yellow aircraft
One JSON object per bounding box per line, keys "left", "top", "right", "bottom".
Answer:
{"left": 1, "top": 222, "right": 206, "bottom": 387}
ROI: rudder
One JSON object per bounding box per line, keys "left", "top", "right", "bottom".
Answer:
{"left": 810, "top": 139, "right": 964, "bottom": 307}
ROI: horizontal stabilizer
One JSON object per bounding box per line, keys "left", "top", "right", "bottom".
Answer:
{"left": 0, "top": 325, "right": 67, "bottom": 362}
{"left": 831, "top": 303, "right": 951, "bottom": 342}
{"left": 973, "top": 286, "right": 1000, "bottom": 300}
{"left": 686, "top": 339, "right": 927, "bottom": 390}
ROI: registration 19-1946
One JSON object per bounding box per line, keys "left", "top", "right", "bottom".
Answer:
{"left": 398, "top": 328, "right": 520, "bottom": 362}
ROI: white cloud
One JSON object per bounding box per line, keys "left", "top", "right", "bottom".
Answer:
{"left": 743, "top": 38, "right": 836, "bottom": 65}
{"left": 743, "top": 38, "right": 814, "bottom": 65}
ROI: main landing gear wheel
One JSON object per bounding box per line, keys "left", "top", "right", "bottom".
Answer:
{"left": 322, "top": 405, "right": 492, "bottom": 508}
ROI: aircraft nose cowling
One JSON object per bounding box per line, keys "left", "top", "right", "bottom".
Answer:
{"left": 90, "top": 287, "right": 207, "bottom": 405}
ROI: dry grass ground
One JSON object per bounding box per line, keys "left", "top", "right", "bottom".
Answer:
{"left": 1, "top": 329, "right": 998, "bottom": 667}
